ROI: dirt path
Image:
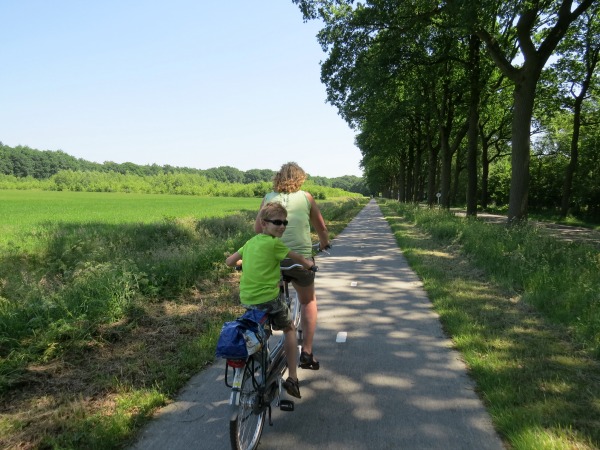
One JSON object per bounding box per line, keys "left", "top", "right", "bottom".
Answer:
{"left": 453, "top": 210, "right": 600, "bottom": 249}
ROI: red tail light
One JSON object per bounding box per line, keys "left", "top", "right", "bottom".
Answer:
{"left": 227, "top": 359, "right": 246, "bottom": 368}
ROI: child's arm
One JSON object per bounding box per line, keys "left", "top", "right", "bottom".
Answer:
{"left": 287, "top": 250, "right": 316, "bottom": 271}
{"left": 225, "top": 251, "right": 242, "bottom": 268}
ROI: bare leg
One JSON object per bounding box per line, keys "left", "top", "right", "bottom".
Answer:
{"left": 294, "top": 282, "right": 317, "bottom": 356}
{"left": 283, "top": 326, "right": 298, "bottom": 380}
{"left": 282, "top": 326, "right": 301, "bottom": 398}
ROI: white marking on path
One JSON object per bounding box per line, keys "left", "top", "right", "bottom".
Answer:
{"left": 336, "top": 332, "right": 347, "bottom": 343}
{"left": 350, "top": 281, "right": 358, "bottom": 287}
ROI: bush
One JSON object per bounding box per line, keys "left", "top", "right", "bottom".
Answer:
{"left": 0, "top": 197, "right": 365, "bottom": 395}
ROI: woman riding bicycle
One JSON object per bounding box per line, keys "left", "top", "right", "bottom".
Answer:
{"left": 226, "top": 202, "right": 315, "bottom": 398}
{"left": 255, "top": 162, "right": 330, "bottom": 370}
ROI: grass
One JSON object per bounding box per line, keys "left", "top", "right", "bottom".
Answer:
{"left": 378, "top": 199, "right": 600, "bottom": 450}
{"left": 0, "top": 190, "right": 263, "bottom": 249}
{"left": 0, "top": 191, "right": 368, "bottom": 449}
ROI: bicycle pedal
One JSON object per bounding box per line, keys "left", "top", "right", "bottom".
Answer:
{"left": 279, "top": 400, "right": 295, "bottom": 412}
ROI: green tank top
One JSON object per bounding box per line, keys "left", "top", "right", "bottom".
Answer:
{"left": 264, "top": 190, "right": 312, "bottom": 257}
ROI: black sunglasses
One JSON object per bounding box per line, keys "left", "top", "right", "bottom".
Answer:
{"left": 264, "top": 219, "right": 288, "bottom": 226}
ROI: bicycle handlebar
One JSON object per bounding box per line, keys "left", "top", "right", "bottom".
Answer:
{"left": 281, "top": 263, "right": 318, "bottom": 273}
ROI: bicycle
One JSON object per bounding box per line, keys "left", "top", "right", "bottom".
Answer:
{"left": 224, "top": 263, "right": 314, "bottom": 450}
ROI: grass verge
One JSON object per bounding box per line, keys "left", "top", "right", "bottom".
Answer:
{"left": 378, "top": 199, "right": 600, "bottom": 450}
{"left": 0, "top": 196, "right": 368, "bottom": 449}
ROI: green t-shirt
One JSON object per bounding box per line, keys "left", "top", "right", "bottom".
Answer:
{"left": 237, "top": 233, "right": 290, "bottom": 305}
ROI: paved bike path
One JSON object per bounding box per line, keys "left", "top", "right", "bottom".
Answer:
{"left": 130, "top": 199, "right": 505, "bottom": 450}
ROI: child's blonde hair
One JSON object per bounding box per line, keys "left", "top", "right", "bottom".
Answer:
{"left": 259, "top": 202, "right": 287, "bottom": 220}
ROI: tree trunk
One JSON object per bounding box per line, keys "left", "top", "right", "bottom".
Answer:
{"left": 440, "top": 125, "right": 452, "bottom": 209}
{"left": 414, "top": 127, "right": 423, "bottom": 203}
{"left": 507, "top": 72, "right": 537, "bottom": 222}
{"left": 480, "top": 135, "right": 490, "bottom": 209}
{"left": 560, "top": 100, "right": 582, "bottom": 217}
{"left": 466, "top": 34, "right": 481, "bottom": 216}
{"left": 426, "top": 121, "right": 438, "bottom": 206}
{"left": 398, "top": 160, "right": 406, "bottom": 202}
{"left": 452, "top": 145, "right": 462, "bottom": 205}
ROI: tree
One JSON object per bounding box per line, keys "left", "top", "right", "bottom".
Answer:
{"left": 294, "top": 0, "right": 597, "bottom": 220}
{"left": 549, "top": 9, "right": 600, "bottom": 217}
{"left": 244, "top": 169, "right": 275, "bottom": 184}
{"left": 472, "top": 0, "right": 596, "bottom": 220}
{"left": 295, "top": 1, "right": 474, "bottom": 207}
{"left": 202, "top": 166, "right": 245, "bottom": 183}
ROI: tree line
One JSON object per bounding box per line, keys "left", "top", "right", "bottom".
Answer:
{"left": 0, "top": 143, "right": 369, "bottom": 196}
{"left": 293, "top": 0, "right": 600, "bottom": 221}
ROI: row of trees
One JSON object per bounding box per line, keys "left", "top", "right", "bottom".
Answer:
{"left": 0, "top": 144, "right": 369, "bottom": 195}
{"left": 0, "top": 170, "right": 363, "bottom": 199}
{"left": 293, "top": 0, "right": 600, "bottom": 221}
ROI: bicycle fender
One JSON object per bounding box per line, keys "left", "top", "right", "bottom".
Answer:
{"left": 229, "top": 368, "right": 244, "bottom": 406}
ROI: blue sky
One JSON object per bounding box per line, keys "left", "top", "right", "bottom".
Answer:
{"left": 0, "top": 1, "right": 363, "bottom": 178}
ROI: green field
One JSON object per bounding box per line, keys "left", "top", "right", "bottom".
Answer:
{"left": 0, "top": 189, "right": 262, "bottom": 225}
{"left": 0, "top": 190, "right": 262, "bottom": 246}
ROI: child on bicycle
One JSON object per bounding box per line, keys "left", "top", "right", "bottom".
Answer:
{"left": 225, "top": 202, "right": 316, "bottom": 399}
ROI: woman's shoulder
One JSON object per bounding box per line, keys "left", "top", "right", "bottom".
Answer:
{"left": 298, "top": 190, "right": 314, "bottom": 204}
{"left": 292, "top": 190, "right": 311, "bottom": 207}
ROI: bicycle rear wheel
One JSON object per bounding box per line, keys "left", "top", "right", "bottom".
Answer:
{"left": 229, "top": 359, "right": 266, "bottom": 450}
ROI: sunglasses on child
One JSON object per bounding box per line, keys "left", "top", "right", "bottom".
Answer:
{"left": 264, "top": 219, "right": 288, "bottom": 226}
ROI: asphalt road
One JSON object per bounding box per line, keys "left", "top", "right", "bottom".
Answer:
{"left": 130, "top": 199, "right": 505, "bottom": 450}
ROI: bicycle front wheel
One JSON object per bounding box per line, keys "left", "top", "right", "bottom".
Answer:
{"left": 229, "top": 360, "right": 266, "bottom": 450}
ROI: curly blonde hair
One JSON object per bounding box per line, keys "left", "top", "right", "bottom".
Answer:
{"left": 272, "top": 162, "right": 307, "bottom": 193}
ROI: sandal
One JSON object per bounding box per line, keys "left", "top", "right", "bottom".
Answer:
{"left": 282, "top": 376, "right": 301, "bottom": 398}
{"left": 299, "top": 351, "right": 320, "bottom": 370}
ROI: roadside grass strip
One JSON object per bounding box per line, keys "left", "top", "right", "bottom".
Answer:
{"left": 378, "top": 200, "right": 600, "bottom": 450}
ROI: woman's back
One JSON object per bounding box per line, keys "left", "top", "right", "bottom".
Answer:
{"left": 264, "top": 190, "right": 312, "bottom": 257}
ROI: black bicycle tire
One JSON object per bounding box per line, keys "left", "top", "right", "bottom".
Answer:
{"left": 229, "top": 360, "right": 266, "bottom": 450}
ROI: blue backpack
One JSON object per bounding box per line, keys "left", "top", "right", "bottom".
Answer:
{"left": 215, "top": 309, "right": 268, "bottom": 360}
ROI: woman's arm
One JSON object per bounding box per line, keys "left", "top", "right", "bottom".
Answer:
{"left": 305, "top": 192, "right": 330, "bottom": 250}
